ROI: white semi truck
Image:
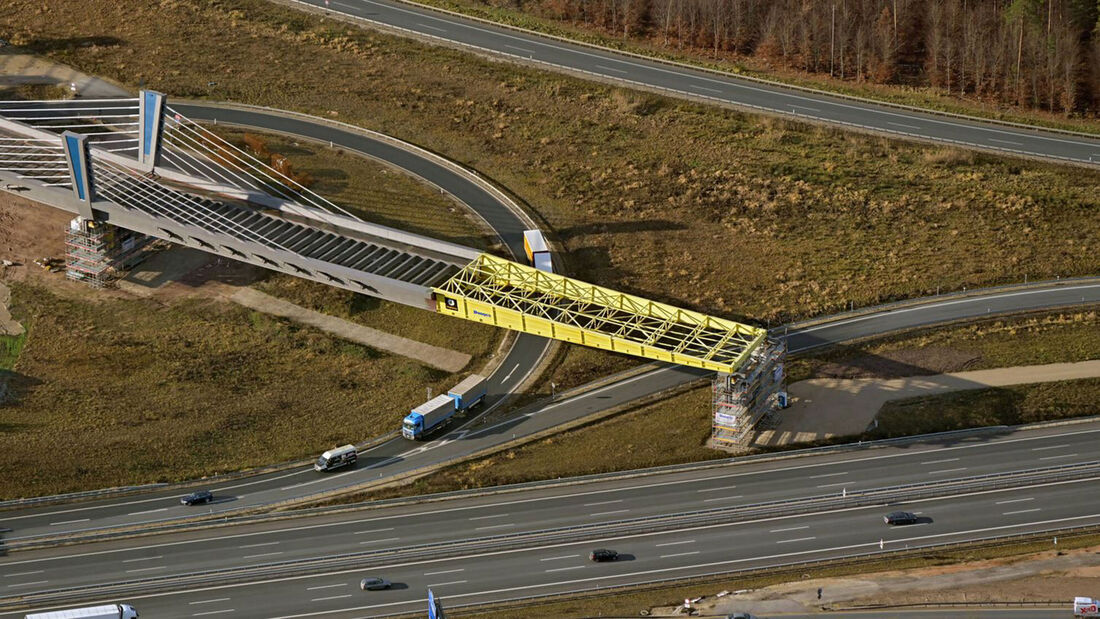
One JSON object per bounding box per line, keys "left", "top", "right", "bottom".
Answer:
{"left": 26, "top": 604, "right": 138, "bottom": 619}
{"left": 1075, "top": 597, "right": 1100, "bottom": 618}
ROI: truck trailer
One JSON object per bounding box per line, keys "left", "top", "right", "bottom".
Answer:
{"left": 26, "top": 604, "right": 138, "bottom": 619}
{"left": 448, "top": 374, "right": 487, "bottom": 411}
{"left": 522, "top": 229, "right": 553, "bottom": 273}
{"left": 402, "top": 394, "right": 456, "bottom": 440}
{"left": 1076, "top": 597, "right": 1100, "bottom": 618}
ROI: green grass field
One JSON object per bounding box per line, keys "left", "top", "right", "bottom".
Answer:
{"left": 0, "top": 282, "right": 459, "bottom": 497}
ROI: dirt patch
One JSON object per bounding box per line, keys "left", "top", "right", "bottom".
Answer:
{"left": 814, "top": 346, "right": 982, "bottom": 379}
{"left": 0, "top": 191, "right": 70, "bottom": 281}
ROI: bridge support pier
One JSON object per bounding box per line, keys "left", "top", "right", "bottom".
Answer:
{"left": 710, "top": 338, "right": 787, "bottom": 450}
{"left": 65, "top": 217, "right": 152, "bottom": 288}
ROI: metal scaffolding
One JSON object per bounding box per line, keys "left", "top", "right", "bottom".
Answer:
{"left": 711, "top": 338, "right": 787, "bottom": 448}
{"left": 65, "top": 217, "right": 151, "bottom": 288}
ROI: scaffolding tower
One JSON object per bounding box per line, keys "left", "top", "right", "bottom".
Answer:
{"left": 65, "top": 217, "right": 151, "bottom": 288}
{"left": 711, "top": 338, "right": 787, "bottom": 448}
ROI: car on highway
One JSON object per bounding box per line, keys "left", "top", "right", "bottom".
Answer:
{"left": 180, "top": 490, "right": 214, "bottom": 506}
{"left": 360, "top": 577, "right": 392, "bottom": 591}
{"left": 589, "top": 548, "right": 619, "bottom": 562}
{"left": 883, "top": 510, "right": 918, "bottom": 525}
{"left": 726, "top": 613, "right": 756, "bottom": 619}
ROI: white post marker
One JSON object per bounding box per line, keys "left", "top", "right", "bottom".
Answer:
{"left": 879, "top": 539, "right": 884, "bottom": 550}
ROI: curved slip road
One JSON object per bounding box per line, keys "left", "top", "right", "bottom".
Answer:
{"left": 6, "top": 473, "right": 1098, "bottom": 617}
{"left": 2, "top": 101, "right": 1097, "bottom": 542}
{"left": 285, "top": 0, "right": 1100, "bottom": 167}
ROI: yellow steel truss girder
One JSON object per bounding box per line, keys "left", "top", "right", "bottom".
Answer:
{"left": 433, "top": 254, "right": 767, "bottom": 374}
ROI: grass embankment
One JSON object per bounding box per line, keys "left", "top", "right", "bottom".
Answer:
{"left": 210, "top": 129, "right": 502, "bottom": 359}
{"left": 2, "top": 1, "right": 1097, "bottom": 325}
{"left": 344, "top": 311, "right": 1099, "bottom": 501}
{"left": 459, "top": 533, "right": 1100, "bottom": 618}
{"left": 0, "top": 282, "right": 458, "bottom": 498}
{"left": 385, "top": 0, "right": 1100, "bottom": 136}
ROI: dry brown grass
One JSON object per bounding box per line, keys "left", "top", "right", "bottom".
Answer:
{"left": 0, "top": 0, "right": 1096, "bottom": 326}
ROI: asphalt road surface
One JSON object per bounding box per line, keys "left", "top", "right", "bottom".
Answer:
{"left": 6, "top": 476, "right": 1096, "bottom": 617}
{"left": 287, "top": 0, "right": 1100, "bottom": 166}
{"left": 3, "top": 278, "right": 1097, "bottom": 541}
{"left": 4, "top": 420, "right": 1098, "bottom": 596}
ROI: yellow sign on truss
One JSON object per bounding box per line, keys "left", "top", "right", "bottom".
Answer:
{"left": 433, "top": 253, "right": 767, "bottom": 374}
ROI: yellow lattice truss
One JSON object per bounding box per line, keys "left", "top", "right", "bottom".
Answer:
{"left": 433, "top": 253, "right": 767, "bottom": 373}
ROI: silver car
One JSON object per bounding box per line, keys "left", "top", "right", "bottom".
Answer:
{"left": 360, "top": 576, "right": 391, "bottom": 591}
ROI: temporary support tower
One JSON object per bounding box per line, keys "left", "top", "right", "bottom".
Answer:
{"left": 711, "top": 338, "right": 787, "bottom": 448}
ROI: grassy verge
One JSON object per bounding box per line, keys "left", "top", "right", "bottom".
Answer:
{"left": 871, "top": 378, "right": 1100, "bottom": 439}
{"left": 390, "top": 0, "right": 1100, "bottom": 136}
{"left": 339, "top": 312, "right": 1099, "bottom": 500}
{"left": 0, "top": 282, "right": 458, "bottom": 498}
{"left": 0, "top": 332, "right": 26, "bottom": 371}
{"left": 457, "top": 532, "right": 1100, "bottom": 618}
{"left": 1, "top": 1, "right": 1097, "bottom": 325}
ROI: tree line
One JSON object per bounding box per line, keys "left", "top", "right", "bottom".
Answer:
{"left": 498, "top": 0, "right": 1100, "bottom": 115}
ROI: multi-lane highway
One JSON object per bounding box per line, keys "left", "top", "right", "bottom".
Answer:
{"left": 284, "top": 0, "right": 1100, "bottom": 166}
{"left": 5, "top": 420, "right": 1098, "bottom": 617}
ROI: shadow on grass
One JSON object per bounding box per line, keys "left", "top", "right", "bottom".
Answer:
{"left": 558, "top": 219, "right": 687, "bottom": 237}
{"left": 24, "top": 36, "right": 124, "bottom": 53}
{"left": 0, "top": 370, "right": 42, "bottom": 409}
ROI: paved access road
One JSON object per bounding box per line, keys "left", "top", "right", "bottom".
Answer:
{"left": 3, "top": 278, "right": 1097, "bottom": 541}
{"left": 289, "top": 0, "right": 1100, "bottom": 166}
{"left": 3, "top": 420, "right": 1098, "bottom": 596}
{"left": 6, "top": 475, "right": 1096, "bottom": 618}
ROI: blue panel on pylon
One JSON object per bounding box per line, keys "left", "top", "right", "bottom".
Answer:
{"left": 138, "top": 90, "right": 166, "bottom": 171}
{"left": 63, "top": 133, "right": 87, "bottom": 201}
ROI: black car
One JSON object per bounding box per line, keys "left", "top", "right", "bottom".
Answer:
{"left": 181, "top": 490, "right": 214, "bottom": 506}
{"left": 884, "top": 510, "right": 918, "bottom": 525}
{"left": 589, "top": 548, "right": 618, "bottom": 562}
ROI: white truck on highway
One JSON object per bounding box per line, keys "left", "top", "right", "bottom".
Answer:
{"left": 26, "top": 604, "right": 138, "bottom": 619}
{"left": 1075, "top": 597, "right": 1100, "bottom": 617}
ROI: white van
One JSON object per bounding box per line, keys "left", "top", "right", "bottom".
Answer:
{"left": 314, "top": 445, "right": 357, "bottom": 472}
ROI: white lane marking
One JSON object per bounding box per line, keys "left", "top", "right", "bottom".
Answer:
{"left": 655, "top": 540, "right": 695, "bottom": 547}
{"left": 125, "top": 566, "right": 166, "bottom": 573}
{"left": 995, "top": 497, "right": 1034, "bottom": 505}
{"left": 359, "top": 537, "right": 400, "bottom": 545}
{"left": 98, "top": 488, "right": 1100, "bottom": 618}
{"left": 7, "top": 580, "right": 48, "bottom": 588}
{"left": 49, "top": 518, "right": 90, "bottom": 526}
{"left": 190, "top": 598, "right": 232, "bottom": 605}
{"left": 545, "top": 566, "right": 585, "bottom": 573}
{"left": 357, "top": 0, "right": 1100, "bottom": 153}
{"left": 8, "top": 423, "right": 1099, "bottom": 566}
{"left": 808, "top": 471, "right": 848, "bottom": 479}
{"left": 816, "top": 482, "right": 850, "bottom": 488}
{"left": 128, "top": 507, "right": 169, "bottom": 516}
{"left": 989, "top": 138, "right": 1023, "bottom": 145}
{"left": 424, "top": 568, "right": 465, "bottom": 576}
{"left": 540, "top": 554, "right": 580, "bottom": 562}
{"left": 416, "top": 22, "right": 447, "bottom": 33}
{"left": 306, "top": 584, "right": 346, "bottom": 591}
{"left": 192, "top": 610, "right": 235, "bottom": 617}
{"left": 776, "top": 536, "right": 817, "bottom": 544}
{"left": 583, "top": 500, "right": 623, "bottom": 507}
{"left": 505, "top": 44, "right": 535, "bottom": 54}
{"left": 311, "top": 595, "right": 351, "bottom": 602}
{"left": 501, "top": 363, "right": 520, "bottom": 383}
{"left": 888, "top": 121, "right": 921, "bottom": 129}
{"left": 689, "top": 84, "right": 722, "bottom": 94}
{"left": 595, "top": 64, "right": 628, "bottom": 75}
{"left": 703, "top": 495, "right": 744, "bottom": 502}
{"left": 791, "top": 104, "right": 820, "bottom": 112}
{"left": 354, "top": 527, "right": 395, "bottom": 535}
{"left": 921, "top": 458, "right": 959, "bottom": 465}
{"left": 1040, "top": 453, "right": 1078, "bottom": 460}
{"left": 770, "top": 526, "right": 810, "bottom": 533}
{"left": 697, "top": 485, "right": 738, "bottom": 493}
{"left": 427, "top": 580, "right": 467, "bottom": 587}
{"left": 4, "top": 570, "right": 44, "bottom": 577}
{"left": 468, "top": 513, "right": 510, "bottom": 521}
{"left": 279, "top": 469, "right": 356, "bottom": 491}
{"left": 660, "top": 551, "right": 700, "bottom": 558}
{"left": 122, "top": 555, "right": 164, "bottom": 563}
{"left": 590, "top": 509, "right": 630, "bottom": 517}
{"left": 1031, "top": 444, "right": 1069, "bottom": 451}
{"left": 928, "top": 467, "right": 968, "bottom": 475}
{"left": 239, "top": 541, "right": 280, "bottom": 549}
{"left": 1003, "top": 508, "right": 1042, "bottom": 516}
{"left": 474, "top": 523, "right": 515, "bottom": 531}
{"left": 242, "top": 551, "right": 283, "bottom": 559}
